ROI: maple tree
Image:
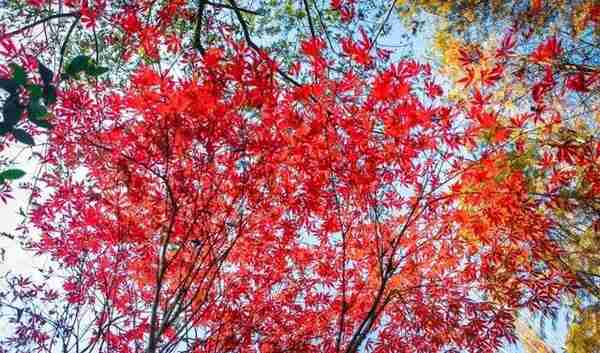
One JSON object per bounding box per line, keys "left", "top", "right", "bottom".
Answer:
{"left": 0, "top": 0, "right": 394, "bottom": 199}
{"left": 398, "top": 1, "right": 600, "bottom": 351}
{"left": 0, "top": 1, "right": 587, "bottom": 353}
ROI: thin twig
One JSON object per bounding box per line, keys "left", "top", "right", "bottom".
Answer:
{"left": 227, "top": 0, "right": 302, "bottom": 87}
{"left": 310, "top": 0, "right": 337, "bottom": 53}
{"left": 193, "top": 0, "right": 207, "bottom": 54}
{"left": 2, "top": 12, "right": 79, "bottom": 38}
{"left": 367, "top": 0, "right": 396, "bottom": 53}
{"left": 58, "top": 15, "right": 81, "bottom": 80}
{"left": 93, "top": 25, "right": 100, "bottom": 63}
{"left": 205, "top": 1, "right": 262, "bottom": 16}
{"left": 302, "top": 0, "right": 316, "bottom": 39}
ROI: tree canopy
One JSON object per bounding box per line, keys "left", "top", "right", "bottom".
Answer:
{"left": 0, "top": 1, "right": 598, "bottom": 353}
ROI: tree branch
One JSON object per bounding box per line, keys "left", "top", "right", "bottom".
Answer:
{"left": 302, "top": 0, "right": 316, "bottom": 39}
{"left": 2, "top": 12, "right": 79, "bottom": 38}
{"left": 367, "top": 0, "right": 395, "bottom": 53}
{"left": 58, "top": 15, "right": 81, "bottom": 80}
{"left": 193, "top": 0, "right": 207, "bottom": 54}
{"left": 227, "top": 0, "right": 302, "bottom": 87}
{"left": 205, "top": 1, "right": 262, "bottom": 16}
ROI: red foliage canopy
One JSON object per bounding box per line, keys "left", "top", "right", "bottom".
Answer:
{"left": 0, "top": 1, "right": 583, "bottom": 353}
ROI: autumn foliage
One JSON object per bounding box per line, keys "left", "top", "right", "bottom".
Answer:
{"left": 0, "top": 1, "right": 597, "bottom": 353}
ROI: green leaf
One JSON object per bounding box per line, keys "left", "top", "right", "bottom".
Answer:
{"left": 27, "top": 84, "right": 43, "bottom": 99}
{"left": 2, "top": 95, "right": 24, "bottom": 126}
{"left": 9, "top": 63, "right": 26, "bottom": 85}
{"left": 0, "top": 78, "right": 18, "bottom": 95}
{"left": 12, "top": 129, "right": 35, "bottom": 146}
{"left": 37, "top": 61, "right": 53, "bottom": 87}
{"left": 30, "top": 117, "right": 52, "bottom": 130}
{"left": 27, "top": 100, "right": 47, "bottom": 119}
{"left": 85, "top": 66, "right": 109, "bottom": 77}
{"left": 66, "top": 55, "right": 91, "bottom": 77}
{"left": 0, "top": 169, "right": 26, "bottom": 181}
{"left": 43, "top": 85, "right": 57, "bottom": 105}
